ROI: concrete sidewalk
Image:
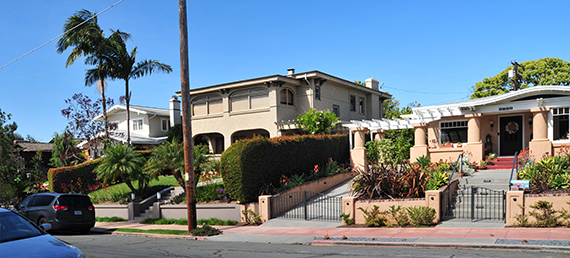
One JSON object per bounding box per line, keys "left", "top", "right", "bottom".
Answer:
{"left": 92, "top": 221, "right": 570, "bottom": 252}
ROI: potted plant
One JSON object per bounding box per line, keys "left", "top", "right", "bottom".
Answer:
{"left": 441, "top": 141, "right": 453, "bottom": 148}
{"left": 486, "top": 153, "right": 498, "bottom": 165}
{"left": 456, "top": 142, "right": 463, "bottom": 148}
{"left": 478, "top": 160, "right": 487, "bottom": 170}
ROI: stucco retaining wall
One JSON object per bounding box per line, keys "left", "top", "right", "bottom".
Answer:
{"left": 160, "top": 204, "right": 240, "bottom": 221}
{"left": 94, "top": 205, "right": 129, "bottom": 219}
{"left": 506, "top": 191, "right": 570, "bottom": 226}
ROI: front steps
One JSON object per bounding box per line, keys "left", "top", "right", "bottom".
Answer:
{"left": 486, "top": 157, "right": 516, "bottom": 170}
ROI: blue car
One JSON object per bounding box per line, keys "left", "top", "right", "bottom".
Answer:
{"left": 0, "top": 207, "right": 84, "bottom": 258}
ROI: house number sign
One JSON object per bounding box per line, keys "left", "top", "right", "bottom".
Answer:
{"left": 499, "top": 107, "right": 513, "bottom": 111}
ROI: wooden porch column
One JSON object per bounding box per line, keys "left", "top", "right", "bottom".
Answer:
{"left": 350, "top": 127, "right": 368, "bottom": 173}
{"left": 529, "top": 107, "right": 552, "bottom": 158}
{"left": 410, "top": 123, "right": 428, "bottom": 162}
{"left": 464, "top": 113, "right": 484, "bottom": 162}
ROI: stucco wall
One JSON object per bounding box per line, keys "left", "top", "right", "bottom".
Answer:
{"left": 505, "top": 192, "right": 570, "bottom": 226}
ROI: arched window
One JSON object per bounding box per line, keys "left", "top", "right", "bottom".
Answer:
{"left": 191, "top": 94, "right": 222, "bottom": 116}
{"left": 280, "top": 88, "right": 294, "bottom": 106}
{"left": 230, "top": 88, "right": 269, "bottom": 111}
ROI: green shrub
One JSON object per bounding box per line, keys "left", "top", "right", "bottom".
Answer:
{"left": 358, "top": 205, "right": 388, "bottom": 227}
{"left": 49, "top": 159, "right": 101, "bottom": 193}
{"left": 198, "top": 218, "right": 238, "bottom": 226}
{"left": 221, "top": 134, "right": 349, "bottom": 203}
{"left": 96, "top": 216, "right": 127, "bottom": 222}
{"left": 365, "top": 140, "right": 382, "bottom": 165}
{"left": 406, "top": 206, "right": 436, "bottom": 226}
{"left": 340, "top": 213, "right": 352, "bottom": 225}
{"left": 242, "top": 209, "right": 262, "bottom": 225}
{"left": 191, "top": 224, "right": 222, "bottom": 236}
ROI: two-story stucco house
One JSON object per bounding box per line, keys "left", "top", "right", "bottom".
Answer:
{"left": 183, "top": 69, "right": 392, "bottom": 154}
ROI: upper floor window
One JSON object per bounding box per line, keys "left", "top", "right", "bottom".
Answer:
{"left": 553, "top": 107, "right": 569, "bottom": 141}
{"left": 133, "top": 119, "right": 143, "bottom": 131}
{"left": 333, "top": 105, "right": 340, "bottom": 118}
{"left": 440, "top": 120, "right": 467, "bottom": 143}
{"left": 315, "top": 86, "right": 321, "bottom": 100}
{"left": 350, "top": 95, "right": 356, "bottom": 111}
{"left": 359, "top": 97, "right": 365, "bottom": 115}
{"left": 280, "top": 88, "right": 294, "bottom": 106}
{"left": 191, "top": 94, "right": 223, "bottom": 116}
{"left": 230, "top": 87, "right": 269, "bottom": 111}
{"left": 161, "top": 119, "right": 170, "bottom": 131}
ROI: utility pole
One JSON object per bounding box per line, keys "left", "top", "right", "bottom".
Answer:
{"left": 511, "top": 60, "right": 520, "bottom": 91}
{"left": 179, "top": 0, "right": 196, "bottom": 232}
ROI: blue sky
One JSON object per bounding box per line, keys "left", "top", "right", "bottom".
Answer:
{"left": 1, "top": 0, "right": 569, "bottom": 142}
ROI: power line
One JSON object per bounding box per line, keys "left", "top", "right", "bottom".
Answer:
{"left": 0, "top": 0, "right": 124, "bottom": 70}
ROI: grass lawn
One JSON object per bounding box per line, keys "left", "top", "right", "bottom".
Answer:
{"left": 113, "top": 228, "right": 190, "bottom": 235}
{"left": 89, "top": 176, "right": 178, "bottom": 204}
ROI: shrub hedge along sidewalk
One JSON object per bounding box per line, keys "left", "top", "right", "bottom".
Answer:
{"left": 221, "top": 134, "right": 349, "bottom": 203}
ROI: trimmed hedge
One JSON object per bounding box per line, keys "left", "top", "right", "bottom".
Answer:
{"left": 221, "top": 134, "right": 349, "bottom": 203}
{"left": 49, "top": 159, "right": 101, "bottom": 193}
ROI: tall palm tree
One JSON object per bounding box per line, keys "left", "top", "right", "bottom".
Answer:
{"left": 56, "top": 10, "right": 130, "bottom": 141}
{"left": 100, "top": 31, "right": 172, "bottom": 145}
{"left": 95, "top": 143, "right": 146, "bottom": 195}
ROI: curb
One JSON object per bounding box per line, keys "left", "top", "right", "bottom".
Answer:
{"left": 110, "top": 231, "right": 206, "bottom": 240}
{"left": 311, "top": 240, "right": 570, "bottom": 253}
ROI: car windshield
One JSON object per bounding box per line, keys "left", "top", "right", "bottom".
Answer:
{"left": 0, "top": 211, "right": 44, "bottom": 243}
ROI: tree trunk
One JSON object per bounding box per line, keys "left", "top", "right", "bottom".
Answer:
{"left": 125, "top": 80, "right": 131, "bottom": 145}
{"left": 173, "top": 170, "right": 186, "bottom": 192}
{"left": 122, "top": 174, "right": 137, "bottom": 195}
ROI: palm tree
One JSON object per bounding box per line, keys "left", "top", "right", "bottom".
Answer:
{"left": 56, "top": 10, "right": 130, "bottom": 140}
{"left": 100, "top": 31, "right": 172, "bottom": 145}
{"left": 95, "top": 143, "right": 146, "bottom": 195}
{"left": 145, "top": 139, "right": 210, "bottom": 191}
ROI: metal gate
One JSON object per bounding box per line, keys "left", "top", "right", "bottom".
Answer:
{"left": 441, "top": 186, "right": 506, "bottom": 221}
{"left": 270, "top": 191, "right": 342, "bottom": 221}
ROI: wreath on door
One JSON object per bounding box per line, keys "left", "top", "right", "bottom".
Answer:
{"left": 505, "top": 121, "right": 519, "bottom": 134}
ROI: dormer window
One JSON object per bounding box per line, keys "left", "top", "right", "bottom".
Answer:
{"left": 280, "top": 88, "right": 294, "bottom": 106}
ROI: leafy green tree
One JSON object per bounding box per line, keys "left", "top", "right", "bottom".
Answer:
{"left": 166, "top": 123, "right": 183, "bottom": 142}
{"left": 0, "top": 109, "right": 25, "bottom": 204}
{"left": 297, "top": 108, "right": 339, "bottom": 135}
{"left": 49, "top": 130, "right": 85, "bottom": 168}
{"left": 471, "top": 57, "right": 570, "bottom": 99}
{"left": 96, "top": 31, "right": 172, "bottom": 145}
{"left": 57, "top": 10, "right": 129, "bottom": 140}
{"left": 95, "top": 143, "right": 146, "bottom": 194}
{"left": 145, "top": 139, "right": 210, "bottom": 191}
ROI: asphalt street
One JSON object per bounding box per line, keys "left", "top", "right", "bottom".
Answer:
{"left": 55, "top": 233, "right": 570, "bottom": 258}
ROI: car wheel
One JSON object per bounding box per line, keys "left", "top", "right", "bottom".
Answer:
{"left": 79, "top": 228, "right": 91, "bottom": 235}
{"left": 38, "top": 217, "right": 48, "bottom": 226}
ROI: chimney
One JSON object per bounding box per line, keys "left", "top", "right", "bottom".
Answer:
{"left": 287, "top": 68, "right": 295, "bottom": 77}
{"left": 169, "top": 96, "right": 181, "bottom": 126}
{"left": 365, "top": 77, "right": 379, "bottom": 90}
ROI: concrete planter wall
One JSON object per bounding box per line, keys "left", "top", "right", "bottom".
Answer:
{"left": 94, "top": 205, "right": 129, "bottom": 219}
{"left": 506, "top": 191, "right": 570, "bottom": 226}
{"left": 94, "top": 203, "right": 240, "bottom": 221}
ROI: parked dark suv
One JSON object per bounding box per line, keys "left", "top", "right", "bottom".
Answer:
{"left": 13, "top": 193, "right": 95, "bottom": 234}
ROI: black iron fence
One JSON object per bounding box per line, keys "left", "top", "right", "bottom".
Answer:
{"left": 441, "top": 186, "right": 505, "bottom": 221}
{"left": 270, "top": 191, "right": 342, "bottom": 221}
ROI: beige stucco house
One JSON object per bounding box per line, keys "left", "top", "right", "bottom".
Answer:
{"left": 182, "top": 69, "right": 392, "bottom": 154}
{"left": 347, "top": 86, "right": 570, "bottom": 165}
